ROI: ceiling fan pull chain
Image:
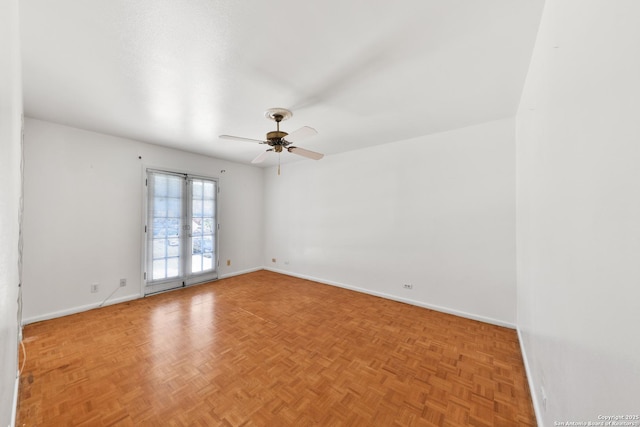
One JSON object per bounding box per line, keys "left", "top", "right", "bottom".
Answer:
{"left": 278, "top": 153, "right": 281, "bottom": 176}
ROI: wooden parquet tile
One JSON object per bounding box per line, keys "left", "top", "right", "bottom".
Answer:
{"left": 18, "top": 270, "right": 536, "bottom": 426}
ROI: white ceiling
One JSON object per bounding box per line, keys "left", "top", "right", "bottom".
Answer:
{"left": 19, "top": 0, "right": 544, "bottom": 166}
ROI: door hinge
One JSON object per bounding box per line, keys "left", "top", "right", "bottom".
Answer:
{"left": 217, "top": 223, "right": 220, "bottom": 230}
{"left": 145, "top": 225, "right": 147, "bottom": 233}
{"left": 145, "top": 178, "right": 148, "bottom": 186}
{"left": 144, "top": 272, "right": 146, "bottom": 280}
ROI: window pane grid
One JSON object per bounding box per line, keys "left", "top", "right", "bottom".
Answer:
{"left": 190, "top": 178, "right": 215, "bottom": 275}
{"left": 148, "top": 172, "right": 184, "bottom": 282}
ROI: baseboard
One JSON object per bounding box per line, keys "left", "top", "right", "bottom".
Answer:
{"left": 22, "top": 266, "right": 515, "bottom": 329}
{"left": 22, "top": 267, "right": 264, "bottom": 325}
{"left": 517, "top": 327, "right": 543, "bottom": 427}
{"left": 220, "top": 266, "right": 263, "bottom": 279}
{"left": 22, "top": 294, "right": 140, "bottom": 325}
{"left": 11, "top": 372, "right": 19, "bottom": 427}
{"left": 264, "top": 267, "right": 516, "bottom": 329}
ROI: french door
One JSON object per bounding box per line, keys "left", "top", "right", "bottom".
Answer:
{"left": 145, "top": 169, "right": 218, "bottom": 295}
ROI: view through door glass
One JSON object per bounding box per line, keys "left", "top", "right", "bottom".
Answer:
{"left": 188, "top": 178, "right": 216, "bottom": 278}
{"left": 146, "top": 170, "right": 218, "bottom": 294}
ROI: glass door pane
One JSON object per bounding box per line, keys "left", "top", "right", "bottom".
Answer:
{"left": 146, "top": 171, "right": 186, "bottom": 294}
{"left": 186, "top": 177, "right": 217, "bottom": 285}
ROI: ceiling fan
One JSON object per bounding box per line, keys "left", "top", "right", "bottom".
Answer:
{"left": 219, "top": 108, "right": 324, "bottom": 167}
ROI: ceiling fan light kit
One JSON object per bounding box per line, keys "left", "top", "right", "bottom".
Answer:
{"left": 219, "top": 108, "right": 324, "bottom": 173}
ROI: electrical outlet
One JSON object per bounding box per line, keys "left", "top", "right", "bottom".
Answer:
{"left": 119, "top": 278, "right": 127, "bottom": 287}
{"left": 403, "top": 284, "right": 413, "bottom": 289}
{"left": 91, "top": 283, "right": 99, "bottom": 293}
{"left": 226, "top": 259, "right": 231, "bottom": 266}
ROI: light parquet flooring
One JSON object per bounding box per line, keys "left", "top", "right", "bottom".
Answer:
{"left": 18, "top": 270, "right": 536, "bottom": 426}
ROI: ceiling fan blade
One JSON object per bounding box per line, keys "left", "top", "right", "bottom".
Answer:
{"left": 287, "top": 146, "right": 324, "bottom": 161}
{"left": 284, "top": 126, "right": 317, "bottom": 142}
{"left": 219, "top": 135, "right": 266, "bottom": 144}
{"left": 251, "top": 149, "right": 273, "bottom": 164}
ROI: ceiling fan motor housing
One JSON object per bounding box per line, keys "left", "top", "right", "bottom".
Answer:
{"left": 266, "top": 130, "right": 288, "bottom": 141}
{"left": 266, "top": 131, "right": 290, "bottom": 152}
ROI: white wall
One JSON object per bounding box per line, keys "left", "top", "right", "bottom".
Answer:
{"left": 22, "top": 118, "right": 264, "bottom": 323}
{"left": 516, "top": 0, "right": 640, "bottom": 424}
{"left": 264, "top": 118, "right": 516, "bottom": 326}
{"left": 0, "top": 0, "right": 23, "bottom": 424}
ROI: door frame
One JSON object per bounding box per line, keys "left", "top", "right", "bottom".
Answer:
{"left": 140, "top": 165, "right": 220, "bottom": 296}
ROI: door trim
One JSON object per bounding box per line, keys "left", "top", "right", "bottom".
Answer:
{"left": 141, "top": 166, "right": 219, "bottom": 296}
